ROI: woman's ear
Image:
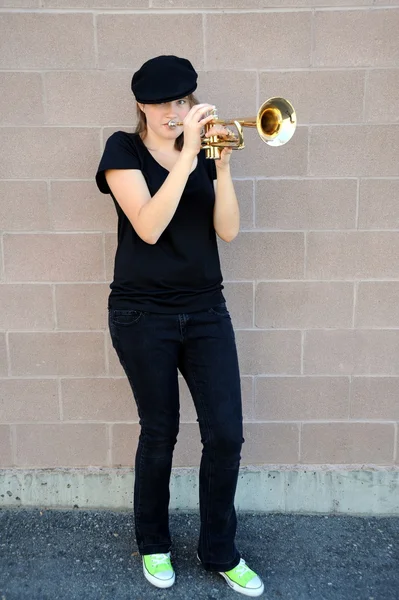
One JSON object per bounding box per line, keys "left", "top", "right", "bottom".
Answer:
{"left": 137, "top": 102, "right": 145, "bottom": 113}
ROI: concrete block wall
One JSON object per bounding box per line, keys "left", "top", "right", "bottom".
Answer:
{"left": 1, "top": 1, "right": 399, "bottom": 474}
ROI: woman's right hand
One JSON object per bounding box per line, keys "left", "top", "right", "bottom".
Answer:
{"left": 181, "top": 103, "right": 216, "bottom": 157}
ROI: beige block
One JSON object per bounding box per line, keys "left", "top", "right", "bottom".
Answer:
{"left": 97, "top": 14, "right": 203, "bottom": 69}
{"left": 46, "top": 71, "right": 136, "bottom": 126}
{"left": 4, "top": 234, "right": 104, "bottom": 282}
{"left": 179, "top": 375, "right": 254, "bottom": 422}
{"left": 260, "top": 70, "right": 364, "bottom": 125}
{"left": 351, "top": 377, "right": 399, "bottom": 420}
{"left": 15, "top": 423, "right": 108, "bottom": 467}
{"left": 55, "top": 284, "right": 109, "bottom": 331}
{"left": 0, "top": 284, "right": 54, "bottom": 330}
{"left": 223, "top": 282, "right": 253, "bottom": 329}
{"left": 356, "top": 282, "right": 399, "bottom": 328}
{"left": 174, "top": 423, "right": 202, "bottom": 467}
{"left": 9, "top": 332, "right": 106, "bottom": 377}
{"left": 365, "top": 70, "right": 399, "bottom": 124}
{"left": 232, "top": 126, "right": 308, "bottom": 178}
{"left": 154, "top": 0, "right": 372, "bottom": 6}
{"left": 242, "top": 423, "right": 299, "bottom": 465}
{"left": 102, "top": 126, "right": 136, "bottom": 149}
{"left": 234, "top": 180, "right": 254, "bottom": 230}
{"left": 105, "top": 233, "right": 117, "bottom": 281}
{"left": 0, "top": 379, "right": 59, "bottom": 423}
{"left": 236, "top": 330, "right": 301, "bottom": 376}
{"left": 241, "top": 376, "right": 255, "bottom": 421}
{"left": 309, "top": 125, "right": 399, "bottom": 177}
{"left": 61, "top": 377, "right": 137, "bottom": 422}
{"left": 1, "top": 128, "right": 100, "bottom": 179}
{"left": 314, "top": 10, "right": 399, "bottom": 68}
{"left": 219, "top": 232, "right": 304, "bottom": 280}
{"left": 256, "top": 179, "right": 357, "bottom": 230}
{"left": 111, "top": 423, "right": 140, "bottom": 467}
{"left": 358, "top": 179, "right": 399, "bottom": 229}
{"left": 255, "top": 376, "right": 349, "bottom": 420}
{"left": 304, "top": 330, "right": 399, "bottom": 375}
{"left": 301, "top": 423, "right": 395, "bottom": 465}
{"left": 255, "top": 282, "right": 353, "bottom": 329}
{"left": 306, "top": 232, "right": 399, "bottom": 279}
{"left": 0, "top": 14, "right": 95, "bottom": 69}
{"left": 206, "top": 13, "right": 311, "bottom": 69}
{"left": 0, "top": 182, "right": 50, "bottom": 232}
{"left": 0, "top": 425, "right": 12, "bottom": 467}
{"left": 1, "top": 0, "right": 40, "bottom": 6}
{"left": 0, "top": 334, "right": 7, "bottom": 377}
{"left": 0, "top": 73, "right": 44, "bottom": 125}
{"left": 51, "top": 181, "right": 117, "bottom": 232}
{"left": 197, "top": 70, "right": 257, "bottom": 118}
{"left": 44, "top": 0, "right": 147, "bottom": 7}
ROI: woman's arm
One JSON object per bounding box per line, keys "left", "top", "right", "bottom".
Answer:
{"left": 105, "top": 104, "right": 215, "bottom": 245}
{"left": 105, "top": 150, "right": 195, "bottom": 245}
{"left": 211, "top": 139, "right": 240, "bottom": 242}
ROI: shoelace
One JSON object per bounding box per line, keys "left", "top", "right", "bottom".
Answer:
{"left": 234, "top": 560, "right": 252, "bottom": 579}
{"left": 150, "top": 553, "right": 171, "bottom": 567}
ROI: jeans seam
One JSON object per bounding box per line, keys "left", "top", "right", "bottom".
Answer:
{"left": 184, "top": 352, "right": 213, "bottom": 561}
{"left": 136, "top": 433, "right": 145, "bottom": 546}
{"left": 109, "top": 318, "right": 145, "bottom": 545}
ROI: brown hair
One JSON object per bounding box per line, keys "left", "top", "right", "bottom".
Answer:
{"left": 134, "top": 93, "right": 199, "bottom": 152}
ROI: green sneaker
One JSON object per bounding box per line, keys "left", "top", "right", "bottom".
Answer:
{"left": 219, "top": 558, "right": 264, "bottom": 597}
{"left": 142, "top": 552, "right": 175, "bottom": 588}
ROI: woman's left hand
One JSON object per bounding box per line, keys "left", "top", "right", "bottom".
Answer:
{"left": 205, "top": 125, "right": 234, "bottom": 169}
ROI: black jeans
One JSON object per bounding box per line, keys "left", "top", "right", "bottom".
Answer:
{"left": 108, "top": 302, "right": 243, "bottom": 572}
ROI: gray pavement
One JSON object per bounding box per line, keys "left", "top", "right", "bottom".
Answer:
{"left": 0, "top": 508, "right": 398, "bottom": 600}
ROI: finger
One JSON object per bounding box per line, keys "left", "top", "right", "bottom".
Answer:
{"left": 199, "top": 114, "right": 217, "bottom": 124}
{"left": 187, "top": 104, "right": 215, "bottom": 118}
{"left": 192, "top": 102, "right": 215, "bottom": 110}
{"left": 205, "top": 126, "right": 228, "bottom": 134}
{"left": 191, "top": 103, "right": 214, "bottom": 109}
{"left": 184, "top": 108, "right": 215, "bottom": 126}
{"left": 205, "top": 127, "right": 234, "bottom": 138}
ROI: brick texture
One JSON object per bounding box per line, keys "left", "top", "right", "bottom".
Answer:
{"left": 1, "top": 3, "right": 398, "bottom": 470}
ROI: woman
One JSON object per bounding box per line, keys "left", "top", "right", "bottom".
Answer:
{"left": 95, "top": 55, "right": 264, "bottom": 597}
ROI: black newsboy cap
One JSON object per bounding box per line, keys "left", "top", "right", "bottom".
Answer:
{"left": 131, "top": 55, "right": 198, "bottom": 104}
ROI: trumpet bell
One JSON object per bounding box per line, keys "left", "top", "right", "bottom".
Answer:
{"left": 255, "top": 97, "right": 296, "bottom": 147}
{"left": 167, "top": 96, "right": 297, "bottom": 158}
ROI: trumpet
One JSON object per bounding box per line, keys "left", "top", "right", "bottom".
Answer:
{"left": 167, "top": 97, "right": 297, "bottom": 159}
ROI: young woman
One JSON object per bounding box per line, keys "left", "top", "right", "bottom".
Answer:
{"left": 95, "top": 55, "right": 264, "bottom": 597}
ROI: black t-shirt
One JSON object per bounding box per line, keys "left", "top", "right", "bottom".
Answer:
{"left": 95, "top": 131, "right": 225, "bottom": 313}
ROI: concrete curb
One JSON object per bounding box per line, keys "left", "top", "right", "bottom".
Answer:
{"left": 1, "top": 465, "right": 399, "bottom": 515}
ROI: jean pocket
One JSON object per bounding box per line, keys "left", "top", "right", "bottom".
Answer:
{"left": 208, "top": 302, "right": 230, "bottom": 317}
{"left": 110, "top": 309, "right": 144, "bottom": 326}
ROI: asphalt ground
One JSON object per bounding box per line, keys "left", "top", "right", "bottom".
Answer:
{"left": 0, "top": 508, "right": 398, "bottom": 600}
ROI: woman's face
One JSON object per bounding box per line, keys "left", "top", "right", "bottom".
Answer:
{"left": 139, "top": 98, "right": 191, "bottom": 138}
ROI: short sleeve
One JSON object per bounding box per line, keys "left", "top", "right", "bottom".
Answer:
{"left": 95, "top": 131, "right": 141, "bottom": 194}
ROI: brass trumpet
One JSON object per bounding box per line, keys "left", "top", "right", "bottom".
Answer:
{"left": 167, "top": 97, "right": 297, "bottom": 159}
